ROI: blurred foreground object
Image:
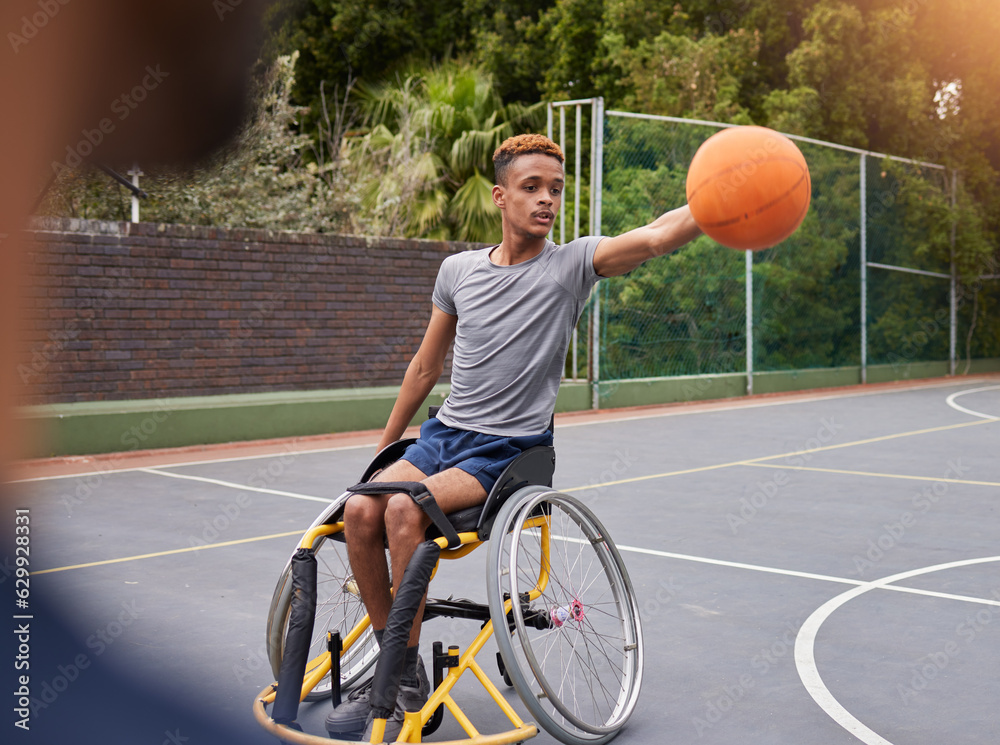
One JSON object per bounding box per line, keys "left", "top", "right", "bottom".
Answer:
{"left": 0, "top": 0, "right": 266, "bottom": 472}
{"left": 1, "top": 6, "right": 266, "bottom": 740}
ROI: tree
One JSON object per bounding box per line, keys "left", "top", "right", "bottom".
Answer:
{"left": 274, "top": 0, "right": 476, "bottom": 132}
{"left": 765, "top": 1, "right": 937, "bottom": 154}
{"left": 350, "top": 60, "right": 542, "bottom": 241}
{"left": 38, "top": 54, "right": 358, "bottom": 233}
{"left": 464, "top": 0, "right": 557, "bottom": 104}
{"left": 601, "top": 25, "right": 760, "bottom": 122}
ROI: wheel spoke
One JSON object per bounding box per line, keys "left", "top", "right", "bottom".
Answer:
{"left": 490, "top": 491, "right": 643, "bottom": 741}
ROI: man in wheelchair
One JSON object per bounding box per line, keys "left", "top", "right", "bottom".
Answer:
{"left": 328, "top": 134, "right": 702, "bottom": 741}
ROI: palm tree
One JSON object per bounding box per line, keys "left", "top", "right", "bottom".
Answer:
{"left": 349, "top": 60, "right": 542, "bottom": 242}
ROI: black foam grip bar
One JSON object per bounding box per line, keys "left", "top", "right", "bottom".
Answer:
{"left": 368, "top": 540, "right": 441, "bottom": 718}
{"left": 347, "top": 481, "right": 427, "bottom": 496}
{"left": 271, "top": 549, "right": 318, "bottom": 724}
{"left": 348, "top": 481, "right": 461, "bottom": 548}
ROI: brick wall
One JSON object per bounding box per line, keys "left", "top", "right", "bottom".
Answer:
{"left": 18, "top": 218, "right": 475, "bottom": 406}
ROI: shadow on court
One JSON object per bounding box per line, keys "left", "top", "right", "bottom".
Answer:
{"left": 6, "top": 375, "right": 1000, "bottom": 745}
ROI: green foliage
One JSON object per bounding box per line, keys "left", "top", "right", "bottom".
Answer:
{"left": 348, "top": 60, "right": 543, "bottom": 241}
{"left": 37, "top": 0, "right": 1000, "bottom": 369}
{"left": 39, "top": 54, "right": 357, "bottom": 233}
{"left": 753, "top": 207, "right": 857, "bottom": 369}
{"left": 38, "top": 56, "right": 538, "bottom": 243}
{"left": 601, "top": 119, "right": 695, "bottom": 236}
{"left": 602, "top": 26, "right": 759, "bottom": 122}
{"left": 774, "top": 1, "right": 937, "bottom": 154}
{"left": 598, "top": 120, "right": 868, "bottom": 378}
{"left": 464, "top": 1, "right": 554, "bottom": 104}
{"left": 277, "top": 0, "right": 476, "bottom": 131}
{"left": 601, "top": 237, "right": 747, "bottom": 379}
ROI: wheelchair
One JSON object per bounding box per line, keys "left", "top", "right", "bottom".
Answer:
{"left": 253, "top": 409, "right": 644, "bottom": 745}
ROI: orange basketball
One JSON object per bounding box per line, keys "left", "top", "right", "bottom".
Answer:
{"left": 686, "top": 126, "right": 811, "bottom": 251}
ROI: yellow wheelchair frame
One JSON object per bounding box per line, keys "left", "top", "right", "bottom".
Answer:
{"left": 253, "top": 439, "right": 643, "bottom": 745}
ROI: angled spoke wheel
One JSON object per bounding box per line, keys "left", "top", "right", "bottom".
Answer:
{"left": 487, "top": 489, "right": 643, "bottom": 745}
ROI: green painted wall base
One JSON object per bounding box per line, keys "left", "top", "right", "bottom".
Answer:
{"left": 16, "top": 360, "right": 999, "bottom": 458}
{"left": 751, "top": 366, "right": 862, "bottom": 395}
{"left": 866, "top": 361, "right": 950, "bottom": 383}
{"left": 965, "top": 357, "right": 1000, "bottom": 374}
{"left": 18, "top": 385, "right": 453, "bottom": 459}
{"left": 597, "top": 374, "right": 747, "bottom": 409}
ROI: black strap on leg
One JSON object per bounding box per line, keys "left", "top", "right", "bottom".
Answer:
{"left": 347, "top": 481, "right": 461, "bottom": 549}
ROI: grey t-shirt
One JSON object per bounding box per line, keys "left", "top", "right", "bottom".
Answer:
{"left": 432, "top": 236, "right": 604, "bottom": 436}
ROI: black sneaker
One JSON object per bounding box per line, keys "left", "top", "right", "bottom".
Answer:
{"left": 324, "top": 678, "right": 374, "bottom": 739}
{"left": 326, "top": 658, "right": 429, "bottom": 740}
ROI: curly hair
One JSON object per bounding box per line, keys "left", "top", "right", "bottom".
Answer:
{"left": 493, "top": 134, "right": 564, "bottom": 186}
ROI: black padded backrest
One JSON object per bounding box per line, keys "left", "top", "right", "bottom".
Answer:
{"left": 426, "top": 405, "right": 556, "bottom": 539}
{"left": 475, "top": 445, "right": 555, "bottom": 540}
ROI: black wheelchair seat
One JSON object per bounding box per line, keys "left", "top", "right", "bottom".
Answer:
{"left": 352, "top": 408, "right": 556, "bottom": 544}
{"left": 425, "top": 444, "right": 555, "bottom": 542}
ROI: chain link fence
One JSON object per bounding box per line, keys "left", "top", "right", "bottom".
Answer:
{"left": 549, "top": 100, "right": 1000, "bottom": 402}
{"left": 601, "top": 116, "right": 746, "bottom": 380}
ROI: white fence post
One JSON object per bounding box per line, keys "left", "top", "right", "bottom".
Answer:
{"left": 860, "top": 153, "right": 868, "bottom": 384}
{"left": 590, "top": 97, "right": 604, "bottom": 410}
{"left": 746, "top": 249, "right": 753, "bottom": 395}
{"left": 950, "top": 169, "right": 958, "bottom": 376}
{"left": 128, "top": 165, "right": 143, "bottom": 223}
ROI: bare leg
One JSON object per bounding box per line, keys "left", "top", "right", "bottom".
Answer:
{"left": 383, "top": 467, "right": 487, "bottom": 645}
{"left": 344, "top": 462, "right": 487, "bottom": 645}
{"left": 343, "top": 458, "right": 427, "bottom": 630}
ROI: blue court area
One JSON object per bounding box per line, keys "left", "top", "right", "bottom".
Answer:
{"left": 7, "top": 376, "right": 1000, "bottom": 745}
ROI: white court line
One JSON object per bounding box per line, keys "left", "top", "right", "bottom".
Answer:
{"left": 603, "top": 541, "right": 863, "bottom": 586}
{"left": 138, "top": 467, "right": 334, "bottom": 503}
{"left": 556, "top": 376, "right": 999, "bottom": 428}
{"left": 9, "top": 441, "right": 375, "bottom": 483}
{"left": 556, "top": 536, "right": 1000, "bottom": 608}
{"left": 795, "top": 555, "right": 1000, "bottom": 745}
{"left": 945, "top": 384, "right": 1000, "bottom": 420}
{"left": 14, "top": 376, "right": 997, "bottom": 482}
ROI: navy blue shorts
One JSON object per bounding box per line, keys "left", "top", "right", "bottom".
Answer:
{"left": 401, "top": 418, "right": 553, "bottom": 493}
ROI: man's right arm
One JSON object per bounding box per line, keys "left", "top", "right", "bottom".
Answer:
{"left": 592, "top": 205, "right": 702, "bottom": 278}
{"left": 375, "top": 304, "right": 458, "bottom": 452}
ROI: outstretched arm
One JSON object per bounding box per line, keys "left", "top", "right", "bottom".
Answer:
{"left": 376, "top": 304, "right": 458, "bottom": 452}
{"left": 592, "top": 205, "right": 702, "bottom": 278}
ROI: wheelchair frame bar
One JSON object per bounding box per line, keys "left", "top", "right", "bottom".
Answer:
{"left": 255, "top": 518, "right": 556, "bottom": 744}
{"left": 300, "top": 520, "right": 344, "bottom": 551}
{"left": 395, "top": 608, "right": 536, "bottom": 743}
{"left": 290, "top": 522, "right": 488, "bottom": 704}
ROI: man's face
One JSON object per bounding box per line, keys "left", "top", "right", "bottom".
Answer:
{"left": 493, "top": 153, "right": 564, "bottom": 240}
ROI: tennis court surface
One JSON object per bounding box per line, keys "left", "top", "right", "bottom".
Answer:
{"left": 6, "top": 375, "right": 1000, "bottom": 745}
